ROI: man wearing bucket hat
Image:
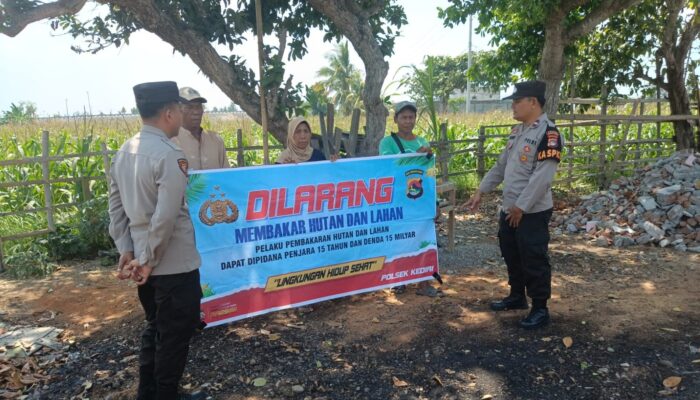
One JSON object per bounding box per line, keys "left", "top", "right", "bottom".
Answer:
{"left": 171, "top": 86, "right": 230, "bottom": 170}
{"left": 464, "top": 80, "right": 564, "bottom": 330}
{"left": 109, "top": 81, "right": 206, "bottom": 399}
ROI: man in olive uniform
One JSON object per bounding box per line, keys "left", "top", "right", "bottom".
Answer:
{"left": 171, "top": 86, "right": 230, "bottom": 170}
{"left": 108, "top": 81, "right": 205, "bottom": 399}
{"left": 465, "top": 81, "right": 563, "bottom": 330}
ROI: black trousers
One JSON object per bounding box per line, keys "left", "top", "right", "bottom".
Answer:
{"left": 497, "top": 208, "right": 553, "bottom": 302}
{"left": 137, "top": 269, "right": 202, "bottom": 400}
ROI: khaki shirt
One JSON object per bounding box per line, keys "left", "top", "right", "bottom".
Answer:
{"left": 108, "top": 125, "right": 201, "bottom": 276}
{"left": 479, "top": 113, "right": 563, "bottom": 213}
{"left": 171, "top": 127, "right": 230, "bottom": 170}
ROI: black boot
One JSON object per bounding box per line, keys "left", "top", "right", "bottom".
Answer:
{"left": 178, "top": 391, "right": 208, "bottom": 400}
{"left": 490, "top": 293, "right": 528, "bottom": 311}
{"left": 519, "top": 307, "right": 550, "bottom": 330}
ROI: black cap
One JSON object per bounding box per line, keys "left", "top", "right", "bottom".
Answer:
{"left": 133, "top": 81, "right": 187, "bottom": 104}
{"left": 502, "top": 80, "right": 546, "bottom": 100}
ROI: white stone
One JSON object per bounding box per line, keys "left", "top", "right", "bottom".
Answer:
{"left": 642, "top": 221, "right": 665, "bottom": 240}
{"left": 638, "top": 196, "right": 658, "bottom": 211}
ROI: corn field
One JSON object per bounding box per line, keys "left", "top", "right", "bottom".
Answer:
{"left": 0, "top": 106, "right": 680, "bottom": 276}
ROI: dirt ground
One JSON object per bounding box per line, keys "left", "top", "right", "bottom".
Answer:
{"left": 1, "top": 193, "right": 699, "bottom": 399}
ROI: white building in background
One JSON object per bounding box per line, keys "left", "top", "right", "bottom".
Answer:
{"left": 452, "top": 88, "right": 511, "bottom": 113}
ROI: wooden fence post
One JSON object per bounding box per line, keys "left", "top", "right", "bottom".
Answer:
{"left": 656, "top": 86, "right": 662, "bottom": 157}
{"left": 320, "top": 104, "right": 334, "bottom": 158}
{"left": 438, "top": 122, "right": 450, "bottom": 183}
{"left": 567, "top": 98, "right": 575, "bottom": 188}
{"left": 477, "top": 125, "right": 486, "bottom": 179}
{"left": 41, "top": 131, "right": 55, "bottom": 232}
{"left": 81, "top": 178, "right": 92, "bottom": 201}
{"left": 101, "top": 142, "right": 111, "bottom": 185}
{"left": 0, "top": 239, "right": 5, "bottom": 273}
{"left": 636, "top": 102, "right": 644, "bottom": 165}
{"left": 342, "top": 108, "right": 361, "bottom": 157}
{"left": 236, "top": 129, "right": 245, "bottom": 167}
{"left": 597, "top": 91, "right": 608, "bottom": 188}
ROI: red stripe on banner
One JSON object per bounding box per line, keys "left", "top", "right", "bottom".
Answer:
{"left": 201, "top": 248, "right": 438, "bottom": 326}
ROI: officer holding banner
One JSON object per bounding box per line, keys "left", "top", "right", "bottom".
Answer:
{"left": 464, "top": 81, "right": 563, "bottom": 330}
{"left": 108, "top": 81, "right": 205, "bottom": 399}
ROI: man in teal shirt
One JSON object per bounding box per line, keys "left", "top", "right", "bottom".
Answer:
{"left": 379, "top": 101, "right": 432, "bottom": 156}
{"left": 379, "top": 101, "right": 438, "bottom": 297}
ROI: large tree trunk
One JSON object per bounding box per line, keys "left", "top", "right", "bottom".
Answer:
{"left": 308, "top": 0, "right": 389, "bottom": 156}
{"left": 361, "top": 59, "right": 389, "bottom": 155}
{"left": 536, "top": 0, "right": 644, "bottom": 118}
{"left": 665, "top": 58, "right": 696, "bottom": 150}
{"left": 538, "top": 24, "right": 567, "bottom": 117}
{"left": 113, "top": 0, "right": 290, "bottom": 143}
{"left": 659, "top": 0, "right": 698, "bottom": 151}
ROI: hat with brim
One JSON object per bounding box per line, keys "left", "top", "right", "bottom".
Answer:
{"left": 502, "top": 80, "right": 546, "bottom": 100}
{"left": 179, "top": 87, "right": 208, "bottom": 103}
{"left": 133, "top": 81, "right": 188, "bottom": 104}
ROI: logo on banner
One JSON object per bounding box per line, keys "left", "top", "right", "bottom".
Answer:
{"left": 199, "top": 186, "right": 239, "bottom": 226}
{"left": 405, "top": 169, "right": 424, "bottom": 199}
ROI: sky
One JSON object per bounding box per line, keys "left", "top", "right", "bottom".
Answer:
{"left": 0, "top": 1, "right": 492, "bottom": 117}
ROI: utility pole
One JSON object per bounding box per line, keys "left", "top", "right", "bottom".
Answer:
{"left": 465, "top": 15, "right": 473, "bottom": 114}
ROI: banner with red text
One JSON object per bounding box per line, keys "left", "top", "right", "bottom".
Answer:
{"left": 186, "top": 154, "right": 438, "bottom": 327}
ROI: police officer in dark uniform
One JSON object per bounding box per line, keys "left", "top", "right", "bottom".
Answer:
{"left": 465, "top": 81, "right": 563, "bottom": 330}
{"left": 109, "top": 81, "right": 206, "bottom": 399}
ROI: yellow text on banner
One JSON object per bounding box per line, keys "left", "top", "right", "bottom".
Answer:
{"left": 265, "top": 257, "right": 385, "bottom": 292}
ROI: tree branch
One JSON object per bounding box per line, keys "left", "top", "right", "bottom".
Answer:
{"left": 108, "top": 0, "right": 273, "bottom": 129}
{"left": 633, "top": 67, "right": 669, "bottom": 92}
{"left": 275, "top": 26, "right": 287, "bottom": 64}
{"left": 677, "top": 4, "right": 700, "bottom": 63}
{"left": 308, "top": 0, "right": 390, "bottom": 154}
{"left": 566, "top": 0, "right": 643, "bottom": 41}
{"left": 661, "top": 0, "right": 683, "bottom": 67}
{"left": 0, "top": 0, "right": 87, "bottom": 37}
{"left": 558, "top": 0, "right": 590, "bottom": 16}
{"left": 358, "top": 0, "right": 386, "bottom": 19}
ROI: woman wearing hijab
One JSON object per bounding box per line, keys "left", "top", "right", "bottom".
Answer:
{"left": 276, "top": 116, "right": 327, "bottom": 164}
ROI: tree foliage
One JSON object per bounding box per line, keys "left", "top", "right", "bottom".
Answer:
{"left": 438, "top": 0, "right": 643, "bottom": 113}
{"left": 317, "top": 41, "right": 364, "bottom": 116}
{"left": 403, "top": 52, "right": 499, "bottom": 111}
{"left": 1, "top": 102, "right": 38, "bottom": 124}
{"left": 1, "top": 0, "right": 407, "bottom": 152}
{"left": 302, "top": 82, "right": 331, "bottom": 116}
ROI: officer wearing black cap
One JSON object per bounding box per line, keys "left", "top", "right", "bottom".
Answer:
{"left": 465, "top": 80, "right": 563, "bottom": 330}
{"left": 109, "top": 81, "right": 206, "bottom": 399}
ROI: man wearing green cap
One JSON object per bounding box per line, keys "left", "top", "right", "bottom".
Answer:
{"left": 379, "top": 101, "right": 439, "bottom": 297}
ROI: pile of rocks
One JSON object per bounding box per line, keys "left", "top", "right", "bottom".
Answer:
{"left": 552, "top": 151, "right": 700, "bottom": 252}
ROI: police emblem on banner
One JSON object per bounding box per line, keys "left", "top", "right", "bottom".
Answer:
{"left": 199, "top": 186, "right": 239, "bottom": 226}
{"left": 405, "top": 169, "right": 424, "bottom": 199}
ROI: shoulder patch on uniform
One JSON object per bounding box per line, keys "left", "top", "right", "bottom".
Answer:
{"left": 177, "top": 158, "right": 189, "bottom": 176}
{"left": 536, "top": 126, "right": 562, "bottom": 163}
{"left": 546, "top": 129, "right": 560, "bottom": 148}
